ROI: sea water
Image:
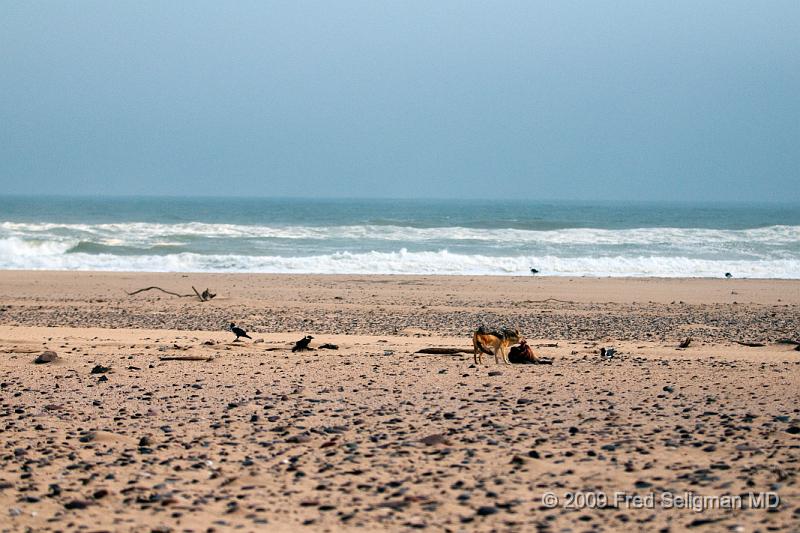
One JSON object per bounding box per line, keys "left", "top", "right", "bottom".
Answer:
{"left": 0, "top": 196, "right": 798, "bottom": 278}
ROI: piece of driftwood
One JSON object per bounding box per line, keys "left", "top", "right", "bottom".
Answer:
{"left": 534, "top": 342, "right": 558, "bottom": 348}
{"left": 735, "top": 341, "right": 766, "bottom": 347}
{"left": 1, "top": 347, "right": 40, "bottom": 354}
{"left": 159, "top": 355, "right": 213, "bottom": 361}
{"left": 415, "top": 347, "right": 473, "bottom": 355}
{"left": 319, "top": 343, "right": 339, "bottom": 350}
{"left": 127, "top": 286, "right": 194, "bottom": 297}
{"left": 126, "top": 285, "right": 216, "bottom": 302}
{"left": 679, "top": 337, "right": 692, "bottom": 348}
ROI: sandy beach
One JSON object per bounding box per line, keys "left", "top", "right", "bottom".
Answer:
{"left": 1, "top": 272, "right": 799, "bottom": 531}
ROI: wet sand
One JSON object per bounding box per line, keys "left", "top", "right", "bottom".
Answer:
{"left": 1, "top": 272, "right": 799, "bottom": 531}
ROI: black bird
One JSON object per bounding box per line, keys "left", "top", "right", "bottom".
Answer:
{"left": 530, "top": 268, "right": 539, "bottom": 275}
{"left": 230, "top": 323, "right": 251, "bottom": 341}
{"left": 292, "top": 335, "right": 314, "bottom": 352}
{"left": 724, "top": 272, "right": 733, "bottom": 279}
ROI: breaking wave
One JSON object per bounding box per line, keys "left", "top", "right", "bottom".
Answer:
{"left": 1, "top": 221, "right": 798, "bottom": 277}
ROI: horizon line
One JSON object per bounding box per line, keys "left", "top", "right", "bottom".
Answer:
{"left": 1, "top": 193, "right": 798, "bottom": 206}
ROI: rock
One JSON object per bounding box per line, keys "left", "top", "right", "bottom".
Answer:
{"left": 34, "top": 351, "right": 58, "bottom": 364}
{"left": 663, "top": 385, "right": 674, "bottom": 393}
{"left": 90, "top": 365, "right": 110, "bottom": 374}
{"left": 787, "top": 426, "right": 800, "bottom": 435}
{"left": 64, "top": 500, "right": 90, "bottom": 510}
{"left": 420, "top": 433, "right": 450, "bottom": 446}
{"left": 488, "top": 371, "right": 502, "bottom": 376}
{"left": 319, "top": 343, "right": 339, "bottom": 350}
{"left": 79, "top": 431, "right": 97, "bottom": 443}
{"left": 138, "top": 436, "right": 152, "bottom": 447}
{"left": 476, "top": 506, "right": 499, "bottom": 516}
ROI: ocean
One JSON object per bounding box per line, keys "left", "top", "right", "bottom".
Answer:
{"left": 1, "top": 196, "right": 798, "bottom": 278}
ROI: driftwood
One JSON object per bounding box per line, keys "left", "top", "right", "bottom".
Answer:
{"left": 1, "top": 347, "right": 40, "bottom": 354}
{"left": 534, "top": 342, "right": 558, "bottom": 348}
{"left": 159, "top": 355, "right": 214, "bottom": 362}
{"left": 679, "top": 337, "right": 692, "bottom": 348}
{"left": 735, "top": 341, "right": 766, "bottom": 347}
{"left": 416, "top": 347, "right": 473, "bottom": 355}
{"left": 126, "top": 285, "right": 216, "bottom": 302}
{"left": 522, "top": 298, "right": 574, "bottom": 304}
{"left": 127, "top": 286, "right": 193, "bottom": 297}
{"left": 515, "top": 358, "right": 554, "bottom": 365}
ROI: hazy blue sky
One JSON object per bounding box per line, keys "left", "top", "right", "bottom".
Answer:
{"left": 1, "top": 1, "right": 798, "bottom": 201}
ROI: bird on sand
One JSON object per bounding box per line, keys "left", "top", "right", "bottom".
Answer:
{"left": 725, "top": 272, "right": 733, "bottom": 279}
{"left": 229, "top": 323, "right": 252, "bottom": 341}
{"left": 530, "top": 268, "right": 539, "bottom": 275}
{"left": 292, "top": 335, "right": 314, "bottom": 352}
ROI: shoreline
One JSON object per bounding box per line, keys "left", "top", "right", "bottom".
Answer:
{"left": 1, "top": 268, "right": 799, "bottom": 281}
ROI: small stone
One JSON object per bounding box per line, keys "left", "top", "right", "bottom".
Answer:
{"left": 79, "top": 431, "right": 97, "bottom": 443}
{"left": 90, "top": 365, "right": 110, "bottom": 374}
{"left": 34, "top": 351, "right": 59, "bottom": 364}
{"left": 787, "top": 426, "right": 800, "bottom": 435}
{"left": 476, "top": 506, "right": 498, "bottom": 516}
{"left": 64, "top": 500, "right": 90, "bottom": 510}
{"left": 420, "top": 434, "right": 450, "bottom": 446}
{"left": 488, "top": 371, "right": 502, "bottom": 376}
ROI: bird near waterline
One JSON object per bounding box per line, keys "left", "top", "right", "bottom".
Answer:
{"left": 530, "top": 268, "right": 539, "bottom": 275}
{"left": 229, "top": 323, "right": 252, "bottom": 342}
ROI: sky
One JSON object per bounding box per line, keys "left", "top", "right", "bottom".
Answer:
{"left": 0, "top": 1, "right": 798, "bottom": 201}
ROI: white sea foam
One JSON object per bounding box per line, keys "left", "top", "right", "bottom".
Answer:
{"left": 0, "top": 239, "right": 797, "bottom": 278}
{"left": 1, "top": 220, "right": 798, "bottom": 277}
{"left": 2, "top": 221, "right": 799, "bottom": 246}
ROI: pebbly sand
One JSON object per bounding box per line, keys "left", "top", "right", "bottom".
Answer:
{"left": 0, "top": 272, "right": 799, "bottom": 531}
